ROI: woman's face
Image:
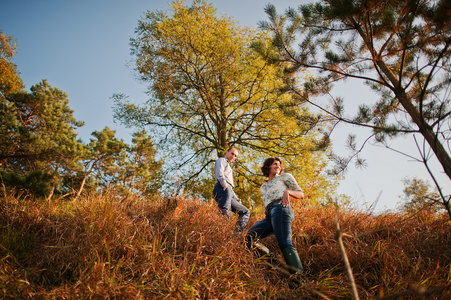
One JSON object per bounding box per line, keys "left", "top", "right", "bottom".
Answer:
{"left": 269, "top": 160, "right": 282, "bottom": 176}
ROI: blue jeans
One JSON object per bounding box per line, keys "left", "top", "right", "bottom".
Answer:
{"left": 213, "top": 182, "right": 250, "bottom": 232}
{"left": 245, "top": 202, "right": 295, "bottom": 251}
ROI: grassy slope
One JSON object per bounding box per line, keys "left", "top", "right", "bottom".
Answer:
{"left": 1, "top": 193, "right": 450, "bottom": 299}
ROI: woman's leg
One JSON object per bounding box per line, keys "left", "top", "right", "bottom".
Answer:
{"left": 270, "top": 203, "right": 295, "bottom": 250}
{"left": 245, "top": 214, "right": 273, "bottom": 249}
{"left": 245, "top": 215, "right": 279, "bottom": 263}
{"left": 270, "top": 203, "right": 303, "bottom": 274}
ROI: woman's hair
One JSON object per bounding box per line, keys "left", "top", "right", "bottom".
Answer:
{"left": 261, "top": 157, "right": 283, "bottom": 177}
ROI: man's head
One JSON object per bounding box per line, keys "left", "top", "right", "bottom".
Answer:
{"left": 224, "top": 147, "right": 238, "bottom": 163}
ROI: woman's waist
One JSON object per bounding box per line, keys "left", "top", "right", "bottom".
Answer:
{"left": 264, "top": 197, "right": 282, "bottom": 207}
{"left": 264, "top": 198, "right": 282, "bottom": 213}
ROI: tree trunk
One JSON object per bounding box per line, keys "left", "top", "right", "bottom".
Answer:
{"left": 75, "top": 164, "right": 95, "bottom": 201}
{"left": 376, "top": 59, "right": 451, "bottom": 181}
{"left": 46, "top": 185, "right": 55, "bottom": 201}
{"left": 74, "top": 174, "right": 88, "bottom": 201}
{"left": 128, "top": 173, "right": 136, "bottom": 194}
{"left": 354, "top": 17, "right": 451, "bottom": 181}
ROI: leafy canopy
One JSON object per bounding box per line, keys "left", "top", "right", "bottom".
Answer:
{"left": 0, "top": 31, "right": 23, "bottom": 94}
{"left": 114, "top": 0, "right": 335, "bottom": 204}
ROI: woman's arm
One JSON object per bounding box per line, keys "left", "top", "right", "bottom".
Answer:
{"left": 280, "top": 189, "right": 304, "bottom": 207}
{"left": 286, "top": 189, "right": 304, "bottom": 199}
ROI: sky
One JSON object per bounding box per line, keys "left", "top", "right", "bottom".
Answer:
{"left": 1, "top": 0, "right": 449, "bottom": 213}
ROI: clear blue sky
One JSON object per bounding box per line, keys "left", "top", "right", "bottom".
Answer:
{"left": 2, "top": 0, "right": 448, "bottom": 212}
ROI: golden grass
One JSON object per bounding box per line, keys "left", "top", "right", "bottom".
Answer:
{"left": 1, "top": 192, "right": 450, "bottom": 299}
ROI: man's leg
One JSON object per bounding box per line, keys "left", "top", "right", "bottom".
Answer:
{"left": 213, "top": 182, "right": 232, "bottom": 217}
{"left": 231, "top": 198, "right": 250, "bottom": 232}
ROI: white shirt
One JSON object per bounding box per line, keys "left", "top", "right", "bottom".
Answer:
{"left": 260, "top": 173, "right": 302, "bottom": 208}
{"left": 214, "top": 157, "right": 234, "bottom": 188}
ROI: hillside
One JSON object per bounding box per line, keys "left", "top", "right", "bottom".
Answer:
{"left": 1, "top": 193, "right": 450, "bottom": 299}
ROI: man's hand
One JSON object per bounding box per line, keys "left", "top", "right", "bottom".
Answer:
{"left": 223, "top": 184, "right": 228, "bottom": 191}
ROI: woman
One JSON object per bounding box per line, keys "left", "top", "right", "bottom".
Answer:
{"left": 245, "top": 157, "right": 304, "bottom": 274}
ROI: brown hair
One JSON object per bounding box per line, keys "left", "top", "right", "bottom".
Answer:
{"left": 261, "top": 157, "right": 283, "bottom": 177}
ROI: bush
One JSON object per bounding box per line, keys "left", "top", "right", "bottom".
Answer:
{"left": 0, "top": 170, "right": 53, "bottom": 198}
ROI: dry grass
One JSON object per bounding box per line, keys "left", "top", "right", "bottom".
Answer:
{"left": 1, "top": 192, "right": 450, "bottom": 299}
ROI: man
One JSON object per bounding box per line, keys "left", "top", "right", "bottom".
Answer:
{"left": 213, "top": 147, "right": 250, "bottom": 232}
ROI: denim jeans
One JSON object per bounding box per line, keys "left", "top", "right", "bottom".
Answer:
{"left": 213, "top": 182, "right": 250, "bottom": 232}
{"left": 246, "top": 202, "right": 295, "bottom": 251}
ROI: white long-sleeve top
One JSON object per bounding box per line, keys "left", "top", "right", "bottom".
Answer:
{"left": 260, "top": 173, "right": 303, "bottom": 208}
{"left": 214, "top": 157, "right": 235, "bottom": 188}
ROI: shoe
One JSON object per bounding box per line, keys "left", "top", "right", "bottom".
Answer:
{"left": 282, "top": 246, "right": 303, "bottom": 274}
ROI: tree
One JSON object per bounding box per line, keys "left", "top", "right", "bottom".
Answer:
{"left": 73, "top": 129, "right": 163, "bottom": 199}
{"left": 1, "top": 80, "right": 85, "bottom": 198}
{"left": 0, "top": 31, "right": 23, "bottom": 95}
{"left": 400, "top": 177, "right": 442, "bottom": 215}
{"left": 74, "top": 127, "right": 126, "bottom": 200}
{"left": 114, "top": 0, "right": 334, "bottom": 204}
{"left": 1, "top": 31, "right": 25, "bottom": 168}
{"left": 1, "top": 31, "right": 85, "bottom": 199}
{"left": 116, "top": 130, "right": 164, "bottom": 197}
{"left": 256, "top": 0, "right": 451, "bottom": 213}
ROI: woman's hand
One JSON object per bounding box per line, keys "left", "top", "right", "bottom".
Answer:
{"left": 279, "top": 190, "right": 291, "bottom": 207}
{"left": 279, "top": 189, "right": 305, "bottom": 207}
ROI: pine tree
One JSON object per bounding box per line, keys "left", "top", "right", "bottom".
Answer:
{"left": 257, "top": 0, "right": 451, "bottom": 213}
